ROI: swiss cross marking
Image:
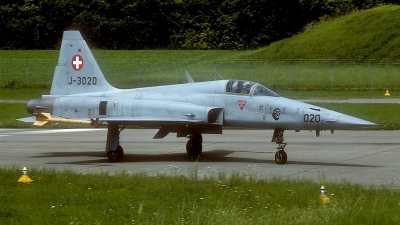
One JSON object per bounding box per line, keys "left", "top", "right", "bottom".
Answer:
{"left": 72, "top": 55, "right": 84, "bottom": 71}
{"left": 238, "top": 100, "right": 247, "bottom": 111}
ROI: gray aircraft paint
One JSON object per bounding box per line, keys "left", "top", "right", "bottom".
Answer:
{"left": 19, "top": 31, "right": 375, "bottom": 164}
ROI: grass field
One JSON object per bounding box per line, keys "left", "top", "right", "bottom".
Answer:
{"left": 1, "top": 51, "right": 400, "bottom": 91}
{"left": 1, "top": 166, "right": 400, "bottom": 225}
{"left": 0, "top": 103, "right": 31, "bottom": 128}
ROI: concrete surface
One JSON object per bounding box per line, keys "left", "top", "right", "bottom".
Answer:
{"left": 1, "top": 128, "right": 399, "bottom": 188}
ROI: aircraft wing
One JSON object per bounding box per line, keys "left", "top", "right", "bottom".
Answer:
{"left": 19, "top": 109, "right": 221, "bottom": 127}
{"left": 18, "top": 115, "right": 204, "bottom": 124}
{"left": 18, "top": 112, "right": 221, "bottom": 139}
{"left": 98, "top": 116, "right": 204, "bottom": 125}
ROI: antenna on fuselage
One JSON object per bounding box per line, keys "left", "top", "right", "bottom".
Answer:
{"left": 185, "top": 70, "right": 195, "bottom": 83}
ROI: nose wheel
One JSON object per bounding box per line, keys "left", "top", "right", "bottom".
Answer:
{"left": 275, "top": 148, "right": 287, "bottom": 164}
{"left": 272, "top": 129, "right": 288, "bottom": 164}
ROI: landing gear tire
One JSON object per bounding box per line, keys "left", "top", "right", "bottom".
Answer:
{"left": 275, "top": 150, "right": 287, "bottom": 164}
{"left": 272, "top": 129, "right": 288, "bottom": 164}
{"left": 107, "top": 145, "right": 124, "bottom": 162}
{"left": 186, "top": 133, "right": 203, "bottom": 158}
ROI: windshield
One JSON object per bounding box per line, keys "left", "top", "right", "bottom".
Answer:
{"left": 226, "top": 80, "right": 279, "bottom": 97}
{"left": 251, "top": 84, "right": 280, "bottom": 97}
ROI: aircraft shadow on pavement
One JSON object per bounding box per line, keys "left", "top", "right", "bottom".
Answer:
{"left": 32, "top": 149, "right": 377, "bottom": 168}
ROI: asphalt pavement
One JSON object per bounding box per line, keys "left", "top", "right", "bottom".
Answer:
{"left": 1, "top": 128, "right": 399, "bottom": 189}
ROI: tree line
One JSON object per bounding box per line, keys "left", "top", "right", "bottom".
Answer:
{"left": 1, "top": 0, "right": 399, "bottom": 50}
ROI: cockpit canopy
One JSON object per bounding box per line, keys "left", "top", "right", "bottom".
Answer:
{"left": 225, "top": 80, "right": 279, "bottom": 97}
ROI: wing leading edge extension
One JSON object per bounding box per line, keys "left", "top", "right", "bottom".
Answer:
{"left": 23, "top": 98, "right": 224, "bottom": 127}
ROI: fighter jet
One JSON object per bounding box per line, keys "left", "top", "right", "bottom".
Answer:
{"left": 18, "top": 30, "right": 375, "bottom": 164}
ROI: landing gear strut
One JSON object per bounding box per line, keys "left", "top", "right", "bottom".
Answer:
{"left": 106, "top": 124, "right": 125, "bottom": 162}
{"left": 186, "top": 133, "right": 203, "bottom": 159}
{"left": 272, "top": 129, "right": 287, "bottom": 164}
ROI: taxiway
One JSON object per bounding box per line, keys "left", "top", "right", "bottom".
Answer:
{"left": 1, "top": 128, "right": 399, "bottom": 188}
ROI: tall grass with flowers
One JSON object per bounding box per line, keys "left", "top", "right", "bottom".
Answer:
{"left": 1, "top": 166, "right": 399, "bottom": 225}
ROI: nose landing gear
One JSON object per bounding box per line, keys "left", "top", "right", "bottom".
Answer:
{"left": 272, "top": 129, "right": 287, "bottom": 164}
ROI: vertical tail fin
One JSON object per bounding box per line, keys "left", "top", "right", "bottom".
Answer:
{"left": 50, "top": 30, "right": 118, "bottom": 95}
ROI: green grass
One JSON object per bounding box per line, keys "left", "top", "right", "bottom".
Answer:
{"left": 0, "top": 88, "right": 47, "bottom": 100}
{"left": 0, "top": 103, "right": 31, "bottom": 128}
{"left": 279, "top": 89, "right": 399, "bottom": 99}
{"left": 1, "top": 166, "right": 399, "bottom": 225}
{"left": 248, "top": 5, "right": 400, "bottom": 60}
{"left": 1, "top": 52, "right": 400, "bottom": 92}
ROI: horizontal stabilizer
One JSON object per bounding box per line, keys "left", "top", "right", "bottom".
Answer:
{"left": 16, "top": 116, "right": 36, "bottom": 123}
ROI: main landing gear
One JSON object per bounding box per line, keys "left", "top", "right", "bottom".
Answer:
{"left": 106, "top": 124, "right": 125, "bottom": 162}
{"left": 104, "top": 124, "right": 205, "bottom": 162}
{"left": 103, "top": 125, "right": 288, "bottom": 164}
{"left": 107, "top": 145, "right": 124, "bottom": 162}
{"left": 272, "top": 129, "right": 287, "bottom": 164}
{"left": 186, "top": 133, "right": 203, "bottom": 160}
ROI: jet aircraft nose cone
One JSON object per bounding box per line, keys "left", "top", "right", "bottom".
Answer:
{"left": 336, "top": 114, "right": 375, "bottom": 128}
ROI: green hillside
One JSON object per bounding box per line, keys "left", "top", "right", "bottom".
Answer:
{"left": 243, "top": 5, "right": 400, "bottom": 60}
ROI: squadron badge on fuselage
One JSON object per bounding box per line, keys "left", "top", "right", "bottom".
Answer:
{"left": 272, "top": 108, "right": 281, "bottom": 121}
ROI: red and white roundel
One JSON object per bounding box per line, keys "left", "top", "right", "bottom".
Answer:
{"left": 71, "top": 54, "right": 84, "bottom": 71}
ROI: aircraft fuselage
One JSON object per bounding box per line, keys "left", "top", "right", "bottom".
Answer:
{"left": 29, "top": 80, "right": 368, "bottom": 132}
